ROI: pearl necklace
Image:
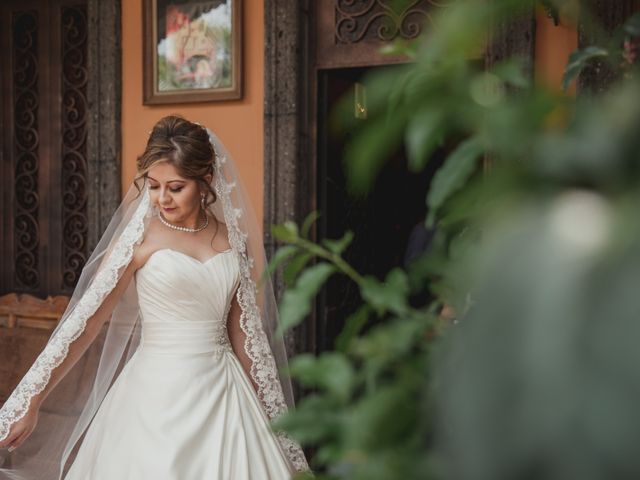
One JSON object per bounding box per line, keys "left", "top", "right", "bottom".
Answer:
{"left": 158, "top": 211, "right": 209, "bottom": 233}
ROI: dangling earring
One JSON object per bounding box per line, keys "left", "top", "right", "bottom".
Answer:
{"left": 200, "top": 192, "right": 207, "bottom": 210}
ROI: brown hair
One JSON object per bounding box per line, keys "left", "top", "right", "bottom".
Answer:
{"left": 134, "top": 115, "right": 217, "bottom": 208}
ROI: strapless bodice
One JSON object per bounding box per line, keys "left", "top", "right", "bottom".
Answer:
{"left": 134, "top": 249, "right": 240, "bottom": 356}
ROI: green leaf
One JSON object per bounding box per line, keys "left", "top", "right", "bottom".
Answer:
{"left": 271, "top": 222, "right": 300, "bottom": 243}
{"left": 540, "top": 0, "right": 560, "bottom": 26}
{"left": 345, "top": 113, "right": 407, "bottom": 195}
{"left": 291, "top": 472, "right": 316, "bottom": 480}
{"left": 278, "top": 263, "right": 336, "bottom": 334}
{"left": 623, "top": 12, "right": 640, "bottom": 37}
{"left": 266, "top": 245, "right": 298, "bottom": 278}
{"left": 322, "top": 231, "right": 355, "bottom": 255}
{"left": 284, "top": 221, "right": 299, "bottom": 237}
{"left": 272, "top": 394, "right": 341, "bottom": 444}
{"left": 405, "top": 109, "right": 444, "bottom": 172}
{"left": 380, "top": 38, "right": 418, "bottom": 59}
{"left": 284, "top": 251, "right": 314, "bottom": 286}
{"left": 301, "top": 211, "right": 320, "bottom": 239}
{"left": 361, "top": 269, "right": 410, "bottom": 316}
{"left": 492, "top": 59, "right": 530, "bottom": 89}
{"left": 562, "top": 46, "right": 609, "bottom": 91}
{"left": 335, "top": 305, "right": 371, "bottom": 353}
{"left": 426, "top": 136, "right": 483, "bottom": 224}
{"left": 345, "top": 381, "right": 420, "bottom": 451}
{"left": 288, "top": 353, "right": 355, "bottom": 401}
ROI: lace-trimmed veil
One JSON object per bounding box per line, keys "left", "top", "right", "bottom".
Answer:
{"left": 0, "top": 128, "right": 308, "bottom": 479}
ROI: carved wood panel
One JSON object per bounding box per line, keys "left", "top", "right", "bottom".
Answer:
{"left": 12, "top": 9, "right": 41, "bottom": 292}
{"left": 335, "top": 0, "right": 450, "bottom": 44}
{"left": 316, "top": 0, "right": 452, "bottom": 68}
{"left": 1, "top": 0, "right": 89, "bottom": 297}
{"left": 61, "top": 4, "right": 89, "bottom": 290}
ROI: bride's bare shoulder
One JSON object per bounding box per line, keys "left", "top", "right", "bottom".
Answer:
{"left": 132, "top": 216, "right": 163, "bottom": 269}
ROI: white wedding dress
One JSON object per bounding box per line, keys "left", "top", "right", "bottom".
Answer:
{"left": 63, "top": 248, "right": 296, "bottom": 480}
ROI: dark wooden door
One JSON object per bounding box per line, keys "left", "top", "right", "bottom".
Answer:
{"left": 1, "top": 0, "right": 89, "bottom": 297}
{"left": 312, "top": 2, "right": 447, "bottom": 351}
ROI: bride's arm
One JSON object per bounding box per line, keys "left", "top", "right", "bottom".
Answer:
{"left": 227, "top": 290, "right": 260, "bottom": 393}
{"left": 31, "top": 260, "right": 138, "bottom": 409}
{"left": 0, "top": 259, "right": 139, "bottom": 452}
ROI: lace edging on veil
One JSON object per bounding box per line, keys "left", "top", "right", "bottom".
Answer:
{"left": 0, "top": 190, "right": 150, "bottom": 442}
{"left": 214, "top": 154, "right": 309, "bottom": 472}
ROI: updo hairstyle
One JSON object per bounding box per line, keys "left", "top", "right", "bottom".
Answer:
{"left": 134, "top": 115, "right": 217, "bottom": 209}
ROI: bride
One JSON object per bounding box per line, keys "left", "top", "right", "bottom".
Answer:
{"left": 0, "top": 116, "right": 309, "bottom": 479}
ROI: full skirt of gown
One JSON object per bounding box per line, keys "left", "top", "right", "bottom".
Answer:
{"left": 63, "top": 249, "right": 295, "bottom": 480}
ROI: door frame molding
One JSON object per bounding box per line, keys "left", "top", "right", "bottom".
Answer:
{"left": 263, "top": 1, "right": 536, "bottom": 357}
{"left": 87, "top": 0, "right": 122, "bottom": 250}
{"left": 263, "top": 0, "right": 314, "bottom": 357}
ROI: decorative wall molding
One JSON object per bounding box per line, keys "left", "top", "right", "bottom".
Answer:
{"left": 317, "top": 0, "right": 449, "bottom": 69}
{"left": 334, "top": 0, "right": 446, "bottom": 44}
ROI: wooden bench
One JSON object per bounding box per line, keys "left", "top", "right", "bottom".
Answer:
{"left": 0, "top": 293, "right": 70, "bottom": 405}
{"left": 0, "top": 293, "right": 105, "bottom": 470}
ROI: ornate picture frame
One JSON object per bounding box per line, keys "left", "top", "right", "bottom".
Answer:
{"left": 143, "top": 0, "right": 242, "bottom": 104}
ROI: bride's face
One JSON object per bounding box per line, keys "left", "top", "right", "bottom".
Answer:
{"left": 146, "top": 161, "right": 201, "bottom": 221}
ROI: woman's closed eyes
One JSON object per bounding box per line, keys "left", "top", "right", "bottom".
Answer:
{"left": 148, "top": 185, "right": 183, "bottom": 193}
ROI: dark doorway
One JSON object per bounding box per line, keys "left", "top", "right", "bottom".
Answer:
{"left": 315, "top": 66, "right": 443, "bottom": 353}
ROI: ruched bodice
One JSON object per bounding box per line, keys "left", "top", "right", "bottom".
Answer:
{"left": 134, "top": 248, "right": 240, "bottom": 356}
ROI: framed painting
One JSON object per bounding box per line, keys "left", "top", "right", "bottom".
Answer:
{"left": 143, "top": 0, "right": 242, "bottom": 104}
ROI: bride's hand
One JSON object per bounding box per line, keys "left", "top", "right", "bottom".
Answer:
{"left": 0, "top": 403, "right": 40, "bottom": 452}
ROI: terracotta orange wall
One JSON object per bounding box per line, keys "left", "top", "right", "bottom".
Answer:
{"left": 534, "top": 7, "right": 579, "bottom": 93}
{"left": 121, "top": 4, "right": 576, "bottom": 226}
{"left": 121, "top": 0, "right": 265, "bottom": 224}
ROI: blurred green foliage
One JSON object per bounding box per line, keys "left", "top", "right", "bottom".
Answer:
{"left": 269, "top": 1, "right": 640, "bottom": 479}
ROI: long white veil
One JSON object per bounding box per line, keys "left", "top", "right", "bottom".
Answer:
{"left": 0, "top": 128, "right": 309, "bottom": 479}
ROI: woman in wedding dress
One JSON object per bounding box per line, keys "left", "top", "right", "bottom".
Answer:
{"left": 0, "top": 116, "right": 309, "bottom": 479}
